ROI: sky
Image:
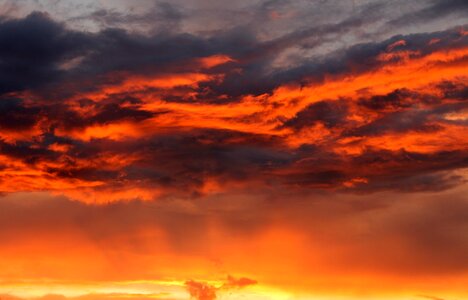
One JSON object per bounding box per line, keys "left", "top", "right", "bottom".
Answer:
{"left": 0, "top": 0, "right": 467, "bottom": 299}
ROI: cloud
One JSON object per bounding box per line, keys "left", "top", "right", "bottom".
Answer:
{"left": 185, "top": 276, "right": 257, "bottom": 300}
{"left": 0, "top": 11, "right": 466, "bottom": 202}
{"left": 185, "top": 281, "right": 217, "bottom": 300}
{"left": 418, "top": 295, "right": 446, "bottom": 300}
{"left": 388, "top": 0, "right": 468, "bottom": 27}
{"left": 0, "top": 12, "right": 90, "bottom": 95}
{"left": 222, "top": 275, "right": 257, "bottom": 289}
{"left": 0, "top": 97, "right": 41, "bottom": 130}
{"left": 282, "top": 99, "right": 349, "bottom": 130}
{"left": 357, "top": 88, "right": 419, "bottom": 111}
{"left": 71, "top": 2, "right": 185, "bottom": 33}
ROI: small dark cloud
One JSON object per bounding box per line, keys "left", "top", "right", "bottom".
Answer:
{"left": 0, "top": 97, "right": 41, "bottom": 130}
{"left": 344, "top": 109, "right": 442, "bottom": 137}
{"left": 437, "top": 80, "right": 468, "bottom": 101}
{"left": 358, "top": 89, "right": 418, "bottom": 111}
{"left": 348, "top": 149, "right": 468, "bottom": 192}
{"left": 282, "top": 100, "right": 349, "bottom": 130}
{"left": 0, "top": 139, "right": 58, "bottom": 165}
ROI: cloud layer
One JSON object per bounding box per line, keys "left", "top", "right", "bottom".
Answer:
{"left": 0, "top": 10, "right": 466, "bottom": 202}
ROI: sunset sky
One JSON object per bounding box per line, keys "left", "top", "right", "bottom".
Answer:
{"left": 0, "top": 0, "right": 467, "bottom": 299}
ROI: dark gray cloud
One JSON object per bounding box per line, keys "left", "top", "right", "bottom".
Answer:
{"left": 0, "top": 12, "right": 90, "bottom": 94}
{"left": 282, "top": 100, "right": 349, "bottom": 130}
{"left": 72, "top": 1, "right": 185, "bottom": 33}
{"left": 346, "top": 100, "right": 467, "bottom": 137}
{"left": 0, "top": 97, "right": 40, "bottom": 130}
{"left": 1, "top": 9, "right": 466, "bottom": 101}
{"left": 358, "top": 89, "right": 420, "bottom": 111}
{"left": 388, "top": 0, "right": 468, "bottom": 27}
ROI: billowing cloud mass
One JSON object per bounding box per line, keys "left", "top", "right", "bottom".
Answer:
{"left": 0, "top": 9, "right": 466, "bottom": 202}
{"left": 0, "top": 1, "right": 467, "bottom": 300}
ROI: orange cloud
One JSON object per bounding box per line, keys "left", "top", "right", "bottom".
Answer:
{"left": 185, "top": 276, "right": 257, "bottom": 300}
{"left": 1, "top": 40, "right": 466, "bottom": 201}
{"left": 185, "top": 281, "right": 217, "bottom": 300}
